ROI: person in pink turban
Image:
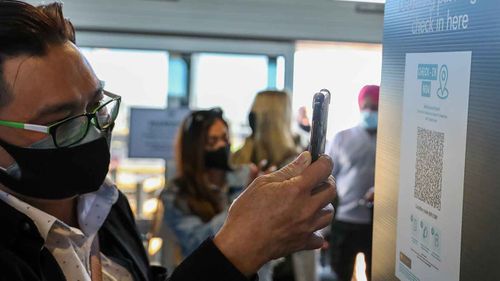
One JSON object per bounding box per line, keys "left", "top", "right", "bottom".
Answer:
{"left": 358, "top": 85, "right": 380, "bottom": 131}
{"left": 327, "top": 85, "right": 380, "bottom": 281}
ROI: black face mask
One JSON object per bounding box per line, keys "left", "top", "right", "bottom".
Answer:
{"left": 248, "top": 112, "right": 256, "bottom": 133}
{"left": 0, "top": 129, "right": 111, "bottom": 199}
{"left": 299, "top": 123, "right": 311, "bottom": 133}
{"left": 204, "top": 145, "right": 232, "bottom": 171}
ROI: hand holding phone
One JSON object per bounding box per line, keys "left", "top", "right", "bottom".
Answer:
{"left": 309, "top": 89, "right": 331, "bottom": 162}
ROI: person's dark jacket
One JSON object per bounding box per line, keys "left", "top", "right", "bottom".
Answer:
{"left": 0, "top": 191, "right": 253, "bottom": 281}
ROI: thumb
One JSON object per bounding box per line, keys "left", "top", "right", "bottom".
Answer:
{"left": 269, "top": 151, "right": 311, "bottom": 182}
{"left": 302, "top": 231, "right": 325, "bottom": 251}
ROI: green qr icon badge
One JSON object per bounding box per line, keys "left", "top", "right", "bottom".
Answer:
{"left": 421, "top": 80, "right": 431, "bottom": 97}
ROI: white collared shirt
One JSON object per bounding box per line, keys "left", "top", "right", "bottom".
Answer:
{"left": 0, "top": 180, "right": 134, "bottom": 281}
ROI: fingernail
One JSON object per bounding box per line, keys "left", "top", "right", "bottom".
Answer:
{"left": 298, "top": 151, "right": 310, "bottom": 165}
{"left": 319, "top": 154, "right": 331, "bottom": 161}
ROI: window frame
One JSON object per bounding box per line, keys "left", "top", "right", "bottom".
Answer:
{"left": 77, "top": 31, "right": 295, "bottom": 93}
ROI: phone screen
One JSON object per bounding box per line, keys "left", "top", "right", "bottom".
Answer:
{"left": 309, "top": 89, "right": 331, "bottom": 162}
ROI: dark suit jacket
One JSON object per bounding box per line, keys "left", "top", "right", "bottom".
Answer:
{"left": 0, "top": 192, "right": 253, "bottom": 281}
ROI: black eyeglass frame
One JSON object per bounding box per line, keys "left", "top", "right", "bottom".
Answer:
{"left": 45, "top": 90, "right": 121, "bottom": 148}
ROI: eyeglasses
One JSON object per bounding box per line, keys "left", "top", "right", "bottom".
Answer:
{"left": 0, "top": 90, "right": 121, "bottom": 148}
{"left": 183, "top": 107, "right": 223, "bottom": 132}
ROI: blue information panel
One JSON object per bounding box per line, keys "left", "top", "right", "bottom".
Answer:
{"left": 374, "top": 1, "right": 500, "bottom": 281}
{"left": 128, "top": 108, "right": 190, "bottom": 160}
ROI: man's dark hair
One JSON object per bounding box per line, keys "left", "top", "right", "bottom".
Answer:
{"left": 0, "top": 0, "right": 75, "bottom": 106}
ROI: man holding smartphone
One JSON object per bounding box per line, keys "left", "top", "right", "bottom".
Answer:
{"left": 327, "top": 85, "right": 379, "bottom": 281}
{"left": 0, "top": 1, "right": 336, "bottom": 281}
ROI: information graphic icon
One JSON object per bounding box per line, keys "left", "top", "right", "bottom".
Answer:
{"left": 437, "top": 64, "right": 449, "bottom": 99}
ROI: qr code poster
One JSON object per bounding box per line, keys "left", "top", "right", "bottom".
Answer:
{"left": 414, "top": 127, "right": 444, "bottom": 211}
{"left": 395, "top": 52, "right": 471, "bottom": 281}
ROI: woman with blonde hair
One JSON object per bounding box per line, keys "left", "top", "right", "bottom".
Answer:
{"left": 233, "top": 90, "right": 318, "bottom": 281}
{"left": 232, "top": 90, "right": 299, "bottom": 168}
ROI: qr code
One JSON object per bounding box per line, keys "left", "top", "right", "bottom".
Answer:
{"left": 414, "top": 127, "right": 444, "bottom": 210}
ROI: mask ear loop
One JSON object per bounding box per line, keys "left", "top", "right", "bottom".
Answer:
{"left": 0, "top": 140, "right": 21, "bottom": 179}
{"left": 0, "top": 137, "right": 54, "bottom": 180}
{"left": 0, "top": 140, "right": 22, "bottom": 179}
{"left": 0, "top": 132, "right": 68, "bottom": 180}
{"left": 4, "top": 163, "right": 21, "bottom": 179}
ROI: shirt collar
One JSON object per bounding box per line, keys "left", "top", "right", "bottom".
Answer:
{"left": 0, "top": 178, "right": 119, "bottom": 241}
{"left": 0, "top": 190, "right": 57, "bottom": 240}
{"left": 77, "top": 178, "right": 119, "bottom": 236}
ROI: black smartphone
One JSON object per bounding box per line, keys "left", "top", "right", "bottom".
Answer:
{"left": 309, "top": 89, "right": 331, "bottom": 162}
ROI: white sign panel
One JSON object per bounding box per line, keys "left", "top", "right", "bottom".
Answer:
{"left": 129, "top": 108, "right": 190, "bottom": 160}
{"left": 395, "top": 52, "right": 472, "bottom": 281}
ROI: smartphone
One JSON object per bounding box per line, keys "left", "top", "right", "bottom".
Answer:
{"left": 309, "top": 89, "right": 331, "bottom": 162}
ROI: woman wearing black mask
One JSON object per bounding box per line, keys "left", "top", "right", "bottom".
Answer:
{"left": 159, "top": 108, "right": 250, "bottom": 263}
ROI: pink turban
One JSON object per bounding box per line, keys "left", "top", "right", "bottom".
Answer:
{"left": 358, "top": 85, "right": 380, "bottom": 109}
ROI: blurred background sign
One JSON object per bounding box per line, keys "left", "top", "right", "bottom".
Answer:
{"left": 129, "top": 108, "right": 190, "bottom": 160}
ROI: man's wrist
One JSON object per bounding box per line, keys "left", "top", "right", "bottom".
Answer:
{"left": 213, "top": 227, "right": 265, "bottom": 277}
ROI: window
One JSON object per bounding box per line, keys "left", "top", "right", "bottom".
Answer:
{"left": 191, "top": 53, "right": 285, "bottom": 148}
{"left": 292, "top": 41, "right": 382, "bottom": 142}
{"left": 81, "top": 47, "right": 168, "bottom": 216}
{"left": 80, "top": 47, "right": 287, "bottom": 216}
